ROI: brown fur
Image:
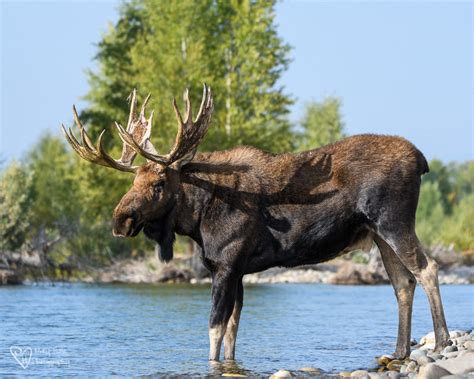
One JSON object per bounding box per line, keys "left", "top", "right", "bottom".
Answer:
{"left": 112, "top": 134, "right": 449, "bottom": 361}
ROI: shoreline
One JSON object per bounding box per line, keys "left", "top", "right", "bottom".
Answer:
{"left": 264, "top": 330, "right": 474, "bottom": 379}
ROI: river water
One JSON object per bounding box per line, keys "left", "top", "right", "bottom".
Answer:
{"left": 0, "top": 283, "right": 472, "bottom": 377}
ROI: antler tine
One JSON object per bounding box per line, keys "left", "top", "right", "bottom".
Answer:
{"left": 184, "top": 88, "right": 192, "bottom": 123}
{"left": 94, "top": 85, "right": 214, "bottom": 169}
{"left": 126, "top": 89, "right": 138, "bottom": 132}
{"left": 62, "top": 105, "right": 138, "bottom": 173}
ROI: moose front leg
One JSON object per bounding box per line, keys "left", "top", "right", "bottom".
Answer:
{"left": 209, "top": 271, "right": 240, "bottom": 361}
{"left": 224, "top": 278, "right": 243, "bottom": 360}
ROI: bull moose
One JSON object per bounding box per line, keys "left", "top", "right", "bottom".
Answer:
{"left": 62, "top": 85, "right": 450, "bottom": 361}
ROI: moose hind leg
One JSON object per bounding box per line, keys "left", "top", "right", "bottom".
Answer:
{"left": 209, "top": 271, "right": 239, "bottom": 361}
{"left": 224, "top": 278, "right": 243, "bottom": 360}
{"left": 375, "top": 235, "right": 416, "bottom": 359}
{"left": 381, "top": 231, "right": 450, "bottom": 351}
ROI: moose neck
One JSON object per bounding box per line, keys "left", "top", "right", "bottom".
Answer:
{"left": 173, "top": 167, "right": 215, "bottom": 246}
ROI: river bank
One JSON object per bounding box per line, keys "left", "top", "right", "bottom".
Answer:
{"left": 2, "top": 244, "right": 473, "bottom": 286}
{"left": 264, "top": 330, "right": 474, "bottom": 379}
{"left": 87, "top": 254, "right": 474, "bottom": 286}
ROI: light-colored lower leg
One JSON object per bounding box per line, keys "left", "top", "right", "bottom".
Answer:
{"left": 224, "top": 301, "right": 242, "bottom": 360}
{"left": 376, "top": 236, "right": 416, "bottom": 358}
{"left": 209, "top": 324, "right": 226, "bottom": 361}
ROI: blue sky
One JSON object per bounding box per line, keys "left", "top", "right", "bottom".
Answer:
{"left": 1, "top": 1, "right": 472, "bottom": 162}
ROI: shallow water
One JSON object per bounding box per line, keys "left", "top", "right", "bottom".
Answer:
{"left": 0, "top": 283, "right": 472, "bottom": 377}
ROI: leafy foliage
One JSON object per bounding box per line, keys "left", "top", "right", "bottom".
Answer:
{"left": 0, "top": 162, "right": 34, "bottom": 251}
{"left": 298, "top": 97, "right": 345, "bottom": 151}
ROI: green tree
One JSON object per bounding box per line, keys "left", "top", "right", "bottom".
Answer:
{"left": 0, "top": 162, "right": 34, "bottom": 251}
{"left": 439, "top": 194, "right": 474, "bottom": 252}
{"left": 416, "top": 181, "right": 445, "bottom": 247}
{"left": 71, "top": 0, "right": 294, "bottom": 259}
{"left": 84, "top": 0, "right": 293, "bottom": 154}
{"left": 28, "top": 134, "right": 80, "bottom": 239}
{"left": 298, "top": 97, "right": 345, "bottom": 151}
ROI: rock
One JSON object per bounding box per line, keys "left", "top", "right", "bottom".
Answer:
{"left": 340, "top": 372, "right": 352, "bottom": 377}
{"left": 416, "top": 356, "right": 434, "bottom": 366}
{"left": 368, "top": 373, "right": 382, "bottom": 379}
{"left": 440, "top": 375, "right": 473, "bottom": 379}
{"left": 386, "top": 360, "right": 402, "bottom": 371}
{"left": 407, "top": 373, "right": 416, "bottom": 379}
{"left": 453, "top": 335, "right": 472, "bottom": 346}
{"left": 419, "top": 343, "right": 435, "bottom": 351}
{"left": 0, "top": 269, "right": 23, "bottom": 285}
{"left": 222, "top": 374, "right": 246, "bottom": 377}
{"left": 270, "top": 370, "right": 292, "bottom": 378}
{"left": 441, "top": 345, "right": 458, "bottom": 354}
{"left": 405, "top": 361, "right": 417, "bottom": 373}
{"left": 329, "top": 262, "right": 389, "bottom": 285}
{"left": 418, "top": 363, "right": 452, "bottom": 379}
{"left": 385, "top": 371, "right": 402, "bottom": 378}
{"left": 444, "top": 351, "right": 459, "bottom": 359}
{"left": 427, "top": 352, "right": 443, "bottom": 360}
{"left": 158, "top": 267, "right": 194, "bottom": 283}
{"left": 298, "top": 367, "right": 321, "bottom": 374}
{"left": 435, "top": 351, "right": 474, "bottom": 374}
{"left": 420, "top": 332, "right": 436, "bottom": 345}
{"left": 377, "top": 355, "right": 394, "bottom": 366}
{"left": 463, "top": 340, "right": 474, "bottom": 351}
{"left": 410, "top": 339, "right": 418, "bottom": 346}
{"left": 409, "top": 349, "right": 427, "bottom": 361}
{"left": 351, "top": 370, "right": 370, "bottom": 378}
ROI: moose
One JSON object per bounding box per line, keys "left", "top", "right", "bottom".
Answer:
{"left": 62, "top": 85, "right": 450, "bottom": 361}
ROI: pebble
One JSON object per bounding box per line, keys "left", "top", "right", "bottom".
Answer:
{"left": 405, "top": 361, "right": 417, "bottom": 373}
{"left": 385, "top": 371, "right": 403, "bottom": 378}
{"left": 270, "top": 369, "right": 292, "bottom": 378}
{"left": 426, "top": 352, "right": 443, "bottom": 360}
{"left": 368, "top": 373, "right": 382, "bottom": 379}
{"left": 377, "top": 355, "right": 394, "bottom": 366}
{"left": 409, "top": 349, "right": 427, "bottom": 361}
{"left": 441, "top": 345, "right": 458, "bottom": 354}
{"left": 386, "top": 360, "right": 402, "bottom": 371}
{"left": 417, "top": 363, "right": 451, "bottom": 379}
{"left": 340, "top": 372, "right": 352, "bottom": 377}
{"left": 464, "top": 340, "right": 474, "bottom": 350}
{"left": 350, "top": 370, "right": 370, "bottom": 378}
{"left": 416, "top": 355, "right": 434, "bottom": 366}
{"left": 443, "top": 351, "right": 459, "bottom": 359}
{"left": 222, "top": 374, "right": 246, "bottom": 377}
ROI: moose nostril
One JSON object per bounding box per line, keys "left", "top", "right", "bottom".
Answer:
{"left": 113, "top": 214, "right": 136, "bottom": 237}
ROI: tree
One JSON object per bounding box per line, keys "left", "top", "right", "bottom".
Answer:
{"left": 28, "top": 134, "right": 80, "bottom": 239}
{"left": 440, "top": 194, "right": 474, "bottom": 252}
{"left": 298, "top": 97, "right": 345, "bottom": 151}
{"left": 416, "top": 181, "right": 445, "bottom": 247}
{"left": 74, "top": 0, "right": 294, "bottom": 258}
{"left": 84, "top": 0, "right": 293, "bottom": 154}
{"left": 0, "top": 162, "right": 34, "bottom": 251}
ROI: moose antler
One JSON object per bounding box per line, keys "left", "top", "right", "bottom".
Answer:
{"left": 61, "top": 89, "right": 155, "bottom": 173}
{"left": 115, "top": 84, "right": 213, "bottom": 167}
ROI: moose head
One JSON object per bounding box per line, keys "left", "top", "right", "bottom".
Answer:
{"left": 62, "top": 85, "right": 213, "bottom": 261}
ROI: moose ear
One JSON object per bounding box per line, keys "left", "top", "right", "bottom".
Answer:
{"left": 170, "top": 150, "right": 195, "bottom": 170}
